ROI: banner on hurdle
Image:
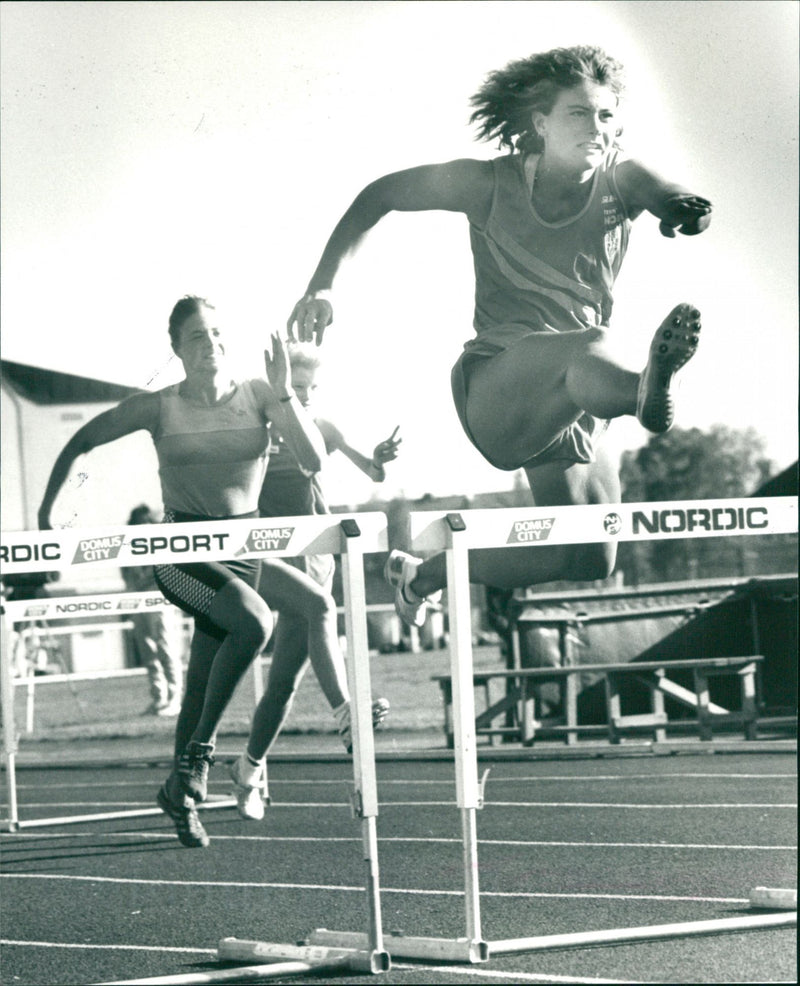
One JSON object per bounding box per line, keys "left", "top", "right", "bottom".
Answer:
{"left": 409, "top": 496, "right": 797, "bottom": 552}
{"left": 0, "top": 511, "right": 388, "bottom": 575}
{"left": 2, "top": 590, "right": 174, "bottom": 622}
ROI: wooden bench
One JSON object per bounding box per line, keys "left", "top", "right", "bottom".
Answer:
{"left": 431, "top": 656, "right": 764, "bottom": 747}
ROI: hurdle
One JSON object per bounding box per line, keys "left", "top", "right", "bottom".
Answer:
{"left": 310, "top": 497, "right": 798, "bottom": 963}
{"left": 1, "top": 512, "right": 391, "bottom": 976}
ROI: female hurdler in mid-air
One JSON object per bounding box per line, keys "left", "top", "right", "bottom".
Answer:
{"left": 288, "top": 45, "right": 712, "bottom": 626}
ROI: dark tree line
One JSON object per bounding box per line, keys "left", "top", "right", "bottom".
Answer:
{"left": 617, "top": 425, "right": 794, "bottom": 584}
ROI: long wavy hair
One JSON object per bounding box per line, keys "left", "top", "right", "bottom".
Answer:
{"left": 469, "top": 45, "right": 626, "bottom": 155}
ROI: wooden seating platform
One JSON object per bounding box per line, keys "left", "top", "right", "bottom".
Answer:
{"left": 431, "top": 656, "right": 765, "bottom": 747}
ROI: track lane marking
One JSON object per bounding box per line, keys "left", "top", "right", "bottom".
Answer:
{"left": 0, "top": 874, "right": 754, "bottom": 903}
{"left": 0, "top": 942, "right": 641, "bottom": 983}
{"left": 10, "top": 771, "right": 797, "bottom": 789}
{"left": 2, "top": 832, "right": 795, "bottom": 850}
{"left": 4, "top": 799, "right": 797, "bottom": 809}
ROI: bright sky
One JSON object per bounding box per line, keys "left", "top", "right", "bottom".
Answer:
{"left": 1, "top": 0, "right": 797, "bottom": 504}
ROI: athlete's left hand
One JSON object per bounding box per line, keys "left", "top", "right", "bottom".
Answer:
{"left": 372, "top": 426, "right": 402, "bottom": 466}
{"left": 264, "top": 333, "right": 291, "bottom": 397}
{"left": 659, "top": 194, "right": 712, "bottom": 237}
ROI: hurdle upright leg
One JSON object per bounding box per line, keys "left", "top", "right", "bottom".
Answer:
{"left": 221, "top": 517, "right": 391, "bottom": 975}
{"left": 311, "top": 512, "right": 489, "bottom": 964}
{"left": 338, "top": 519, "right": 387, "bottom": 964}
{"left": 444, "top": 513, "right": 486, "bottom": 955}
{"left": 1, "top": 607, "right": 21, "bottom": 831}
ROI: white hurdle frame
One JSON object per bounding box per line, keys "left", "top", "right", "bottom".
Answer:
{"left": 313, "top": 497, "right": 797, "bottom": 963}
{"left": 1, "top": 513, "right": 391, "bottom": 975}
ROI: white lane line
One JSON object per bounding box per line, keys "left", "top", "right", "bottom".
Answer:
{"left": 401, "top": 964, "right": 643, "bottom": 984}
{"left": 13, "top": 772, "right": 797, "bottom": 789}
{"left": 4, "top": 799, "right": 797, "bottom": 809}
{"left": 0, "top": 942, "right": 640, "bottom": 983}
{"left": 483, "top": 801, "right": 798, "bottom": 809}
{"left": 0, "top": 873, "right": 752, "bottom": 904}
{"left": 2, "top": 832, "right": 795, "bottom": 851}
{"left": 1, "top": 939, "right": 215, "bottom": 955}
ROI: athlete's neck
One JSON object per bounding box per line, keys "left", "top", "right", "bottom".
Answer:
{"left": 179, "top": 371, "right": 236, "bottom": 405}
{"left": 529, "top": 154, "right": 596, "bottom": 222}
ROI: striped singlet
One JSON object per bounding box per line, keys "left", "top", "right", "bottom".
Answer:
{"left": 452, "top": 151, "right": 632, "bottom": 469}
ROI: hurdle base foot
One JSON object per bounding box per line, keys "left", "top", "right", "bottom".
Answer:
{"left": 749, "top": 887, "right": 797, "bottom": 911}
{"left": 218, "top": 937, "right": 389, "bottom": 974}
{"left": 309, "top": 928, "right": 488, "bottom": 963}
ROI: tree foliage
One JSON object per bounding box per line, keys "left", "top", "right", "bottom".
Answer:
{"left": 617, "top": 426, "right": 780, "bottom": 584}
{"left": 620, "top": 425, "right": 774, "bottom": 503}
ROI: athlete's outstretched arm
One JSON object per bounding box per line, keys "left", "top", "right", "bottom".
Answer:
{"left": 617, "top": 159, "right": 712, "bottom": 238}
{"left": 38, "top": 393, "right": 159, "bottom": 529}
{"left": 317, "top": 419, "right": 401, "bottom": 482}
{"left": 287, "top": 159, "right": 492, "bottom": 345}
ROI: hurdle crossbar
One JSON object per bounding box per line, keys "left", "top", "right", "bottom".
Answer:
{"left": 489, "top": 910, "right": 797, "bottom": 955}
{"left": 2, "top": 513, "right": 390, "bottom": 975}
{"left": 368, "top": 497, "right": 796, "bottom": 963}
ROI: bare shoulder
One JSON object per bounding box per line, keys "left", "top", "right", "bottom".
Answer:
{"left": 371, "top": 158, "right": 493, "bottom": 222}
{"left": 115, "top": 391, "right": 161, "bottom": 430}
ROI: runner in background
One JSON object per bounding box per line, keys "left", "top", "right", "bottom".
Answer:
{"left": 121, "top": 504, "right": 184, "bottom": 717}
{"left": 229, "top": 343, "right": 400, "bottom": 819}
{"left": 38, "top": 296, "right": 353, "bottom": 848}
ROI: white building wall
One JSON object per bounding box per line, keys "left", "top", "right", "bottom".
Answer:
{"left": 2, "top": 384, "right": 162, "bottom": 593}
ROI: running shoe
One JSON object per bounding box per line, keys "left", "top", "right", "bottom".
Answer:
{"left": 157, "top": 781, "right": 210, "bottom": 849}
{"left": 637, "top": 304, "right": 701, "bottom": 434}
{"left": 156, "top": 699, "right": 181, "bottom": 718}
{"left": 229, "top": 754, "right": 268, "bottom": 821}
{"left": 175, "top": 740, "right": 215, "bottom": 802}
{"left": 384, "top": 550, "right": 441, "bottom": 628}
{"left": 336, "top": 697, "right": 391, "bottom": 754}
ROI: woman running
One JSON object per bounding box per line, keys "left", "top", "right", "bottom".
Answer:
{"left": 286, "top": 45, "right": 711, "bottom": 626}
{"left": 39, "top": 296, "right": 348, "bottom": 847}
{"left": 230, "top": 343, "right": 399, "bottom": 820}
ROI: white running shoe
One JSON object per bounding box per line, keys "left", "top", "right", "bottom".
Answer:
{"left": 335, "top": 698, "right": 391, "bottom": 754}
{"left": 229, "top": 754, "right": 267, "bottom": 821}
{"left": 383, "top": 550, "right": 441, "bottom": 628}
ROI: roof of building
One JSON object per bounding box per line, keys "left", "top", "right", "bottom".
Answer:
{"left": 1, "top": 361, "right": 141, "bottom": 405}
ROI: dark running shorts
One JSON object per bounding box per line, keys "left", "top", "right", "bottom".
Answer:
{"left": 451, "top": 350, "right": 607, "bottom": 471}
{"left": 154, "top": 510, "right": 262, "bottom": 642}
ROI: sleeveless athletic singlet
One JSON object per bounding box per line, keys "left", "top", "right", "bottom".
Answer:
{"left": 151, "top": 380, "right": 272, "bottom": 640}
{"left": 451, "top": 151, "right": 631, "bottom": 469}
{"left": 466, "top": 151, "right": 630, "bottom": 354}
{"left": 258, "top": 425, "right": 329, "bottom": 519}
{"left": 154, "top": 381, "right": 270, "bottom": 517}
{"left": 258, "top": 420, "right": 333, "bottom": 588}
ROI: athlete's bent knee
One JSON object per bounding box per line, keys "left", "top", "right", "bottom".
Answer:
{"left": 236, "top": 607, "right": 274, "bottom": 653}
{"left": 303, "top": 586, "right": 337, "bottom": 624}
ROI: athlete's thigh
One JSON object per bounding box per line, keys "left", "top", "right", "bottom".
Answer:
{"left": 524, "top": 445, "right": 621, "bottom": 508}
{"left": 268, "top": 615, "right": 311, "bottom": 685}
{"left": 185, "top": 626, "right": 221, "bottom": 685}
{"left": 465, "top": 330, "right": 598, "bottom": 468}
{"left": 258, "top": 558, "right": 330, "bottom": 617}
{"left": 208, "top": 577, "right": 272, "bottom": 636}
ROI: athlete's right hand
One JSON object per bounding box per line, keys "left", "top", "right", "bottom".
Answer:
{"left": 287, "top": 293, "right": 333, "bottom": 346}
